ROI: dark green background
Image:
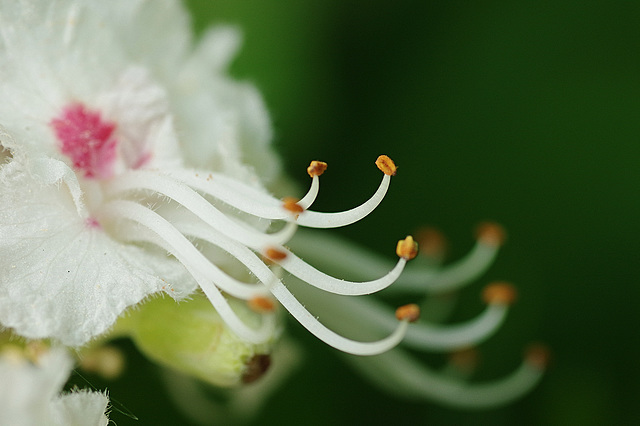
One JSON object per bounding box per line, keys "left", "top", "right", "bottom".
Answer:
{"left": 96, "top": 1, "right": 640, "bottom": 424}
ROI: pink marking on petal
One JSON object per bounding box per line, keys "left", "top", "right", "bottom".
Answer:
{"left": 85, "top": 217, "right": 101, "bottom": 229}
{"left": 50, "top": 103, "right": 118, "bottom": 179}
{"left": 132, "top": 151, "right": 151, "bottom": 169}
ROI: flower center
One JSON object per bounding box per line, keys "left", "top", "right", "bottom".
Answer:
{"left": 50, "top": 103, "right": 118, "bottom": 180}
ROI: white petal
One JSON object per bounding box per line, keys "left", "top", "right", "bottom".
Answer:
{"left": 0, "top": 157, "right": 193, "bottom": 346}
{"left": 0, "top": 347, "right": 108, "bottom": 426}
{"left": 50, "top": 390, "right": 109, "bottom": 426}
{"left": 96, "top": 66, "right": 184, "bottom": 171}
{"left": 0, "top": 348, "right": 70, "bottom": 426}
{"left": 172, "top": 30, "right": 280, "bottom": 187}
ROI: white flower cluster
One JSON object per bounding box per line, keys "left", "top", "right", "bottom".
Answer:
{"left": 0, "top": 0, "right": 545, "bottom": 423}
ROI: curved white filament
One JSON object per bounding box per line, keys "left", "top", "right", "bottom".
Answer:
{"left": 286, "top": 274, "right": 509, "bottom": 352}
{"left": 295, "top": 174, "right": 391, "bottom": 228}
{"left": 270, "top": 280, "right": 411, "bottom": 355}
{"left": 170, "top": 170, "right": 320, "bottom": 218}
{"left": 172, "top": 219, "right": 409, "bottom": 355}
{"left": 104, "top": 172, "right": 297, "bottom": 247}
{"left": 273, "top": 246, "right": 407, "bottom": 295}
{"left": 396, "top": 304, "right": 509, "bottom": 351}
{"left": 100, "top": 200, "right": 274, "bottom": 344}
{"left": 297, "top": 175, "right": 320, "bottom": 209}
{"left": 347, "top": 349, "right": 545, "bottom": 408}
{"left": 393, "top": 242, "right": 500, "bottom": 293}
{"left": 289, "top": 230, "right": 500, "bottom": 295}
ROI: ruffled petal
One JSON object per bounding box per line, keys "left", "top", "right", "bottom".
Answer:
{"left": 0, "top": 347, "right": 108, "bottom": 426}
{"left": 50, "top": 390, "right": 109, "bottom": 426}
{"left": 172, "top": 26, "right": 281, "bottom": 186}
{"left": 0, "top": 156, "right": 193, "bottom": 346}
{"left": 0, "top": 0, "right": 279, "bottom": 188}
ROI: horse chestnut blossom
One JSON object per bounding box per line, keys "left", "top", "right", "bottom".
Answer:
{"left": 0, "top": 344, "right": 109, "bottom": 426}
{"left": 0, "top": 0, "right": 546, "bottom": 421}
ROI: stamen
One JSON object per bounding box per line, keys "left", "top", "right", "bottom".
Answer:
{"left": 448, "top": 347, "right": 479, "bottom": 373}
{"left": 248, "top": 297, "right": 276, "bottom": 314}
{"left": 415, "top": 227, "right": 448, "bottom": 260}
{"left": 475, "top": 222, "right": 507, "bottom": 247}
{"left": 389, "top": 227, "right": 503, "bottom": 294}
{"left": 262, "top": 243, "right": 410, "bottom": 295}
{"left": 268, "top": 280, "right": 411, "bottom": 355}
{"left": 395, "top": 304, "right": 420, "bottom": 322}
{"left": 348, "top": 348, "right": 545, "bottom": 408}
{"left": 482, "top": 282, "right": 517, "bottom": 305}
{"left": 306, "top": 287, "right": 512, "bottom": 351}
{"left": 396, "top": 236, "right": 419, "bottom": 260}
{"left": 307, "top": 160, "right": 327, "bottom": 177}
{"left": 165, "top": 219, "right": 409, "bottom": 355}
{"left": 375, "top": 155, "right": 397, "bottom": 176}
{"left": 169, "top": 169, "right": 320, "bottom": 218}
{"left": 282, "top": 198, "right": 304, "bottom": 215}
{"left": 295, "top": 157, "right": 394, "bottom": 228}
{"left": 264, "top": 247, "right": 288, "bottom": 262}
{"left": 289, "top": 229, "right": 501, "bottom": 295}
{"left": 107, "top": 204, "right": 267, "bottom": 300}
{"left": 525, "top": 343, "right": 550, "bottom": 370}
{"left": 105, "top": 172, "right": 297, "bottom": 248}
{"left": 401, "top": 302, "right": 510, "bottom": 351}
{"left": 100, "top": 200, "right": 275, "bottom": 344}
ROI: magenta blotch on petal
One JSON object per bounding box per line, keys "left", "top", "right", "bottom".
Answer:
{"left": 50, "top": 103, "right": 118, "bottom": 179}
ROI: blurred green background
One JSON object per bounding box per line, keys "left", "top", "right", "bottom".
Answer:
{"left": 98, "top": 1, "right": 640, "bottom": 424}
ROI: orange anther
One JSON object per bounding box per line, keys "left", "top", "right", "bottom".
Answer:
{"left": 282, "top": 197, "right": 304, "bottom": 214}
{"left": 395, "top": 303, "right": 420, "bottom": 323}
{"left": 415, "top": 227, "right": 447, "bottom": 259}
{"left": 525, "top": 343, "right": 550, "bottom": 370}
{"left": 449, "top": 347, "right": 479, "bottom": 371}
{"left": 307, "top": 161, "right": 328, "bottom": 177}
{"left": 482, "top": 282, "right": 517, "bottom": 305}
{"left": 375, "top": 155, "right": 397, "bottom": 176}
{"left": 396, "top": 236, "right": 419, "bottom": 260}
{"left": 249, "top": 296, "right": 276, "bottom": 313}
{"left": 475, "top": 222, "right": 507, "bottom": 247}
{"left": 264, "top": 247, "right": 288, "bottom": 262}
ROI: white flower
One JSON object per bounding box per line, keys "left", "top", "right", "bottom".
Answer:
{"left": 0, "top": 0, "right": 411, "bottom": 353}
{"left": 0, "top": 345, "right": 109, "bottom": 426}
{"left": 0, "top": 0, "right": 545, "bottom": 412}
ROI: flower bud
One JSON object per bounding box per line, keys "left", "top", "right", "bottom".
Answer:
{"left": 117, "top": 293, "right": 277, "bottom": 387}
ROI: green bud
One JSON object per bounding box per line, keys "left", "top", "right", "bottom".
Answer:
{"left": 114, "top": 293, "right": 278, "bottom": 387}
